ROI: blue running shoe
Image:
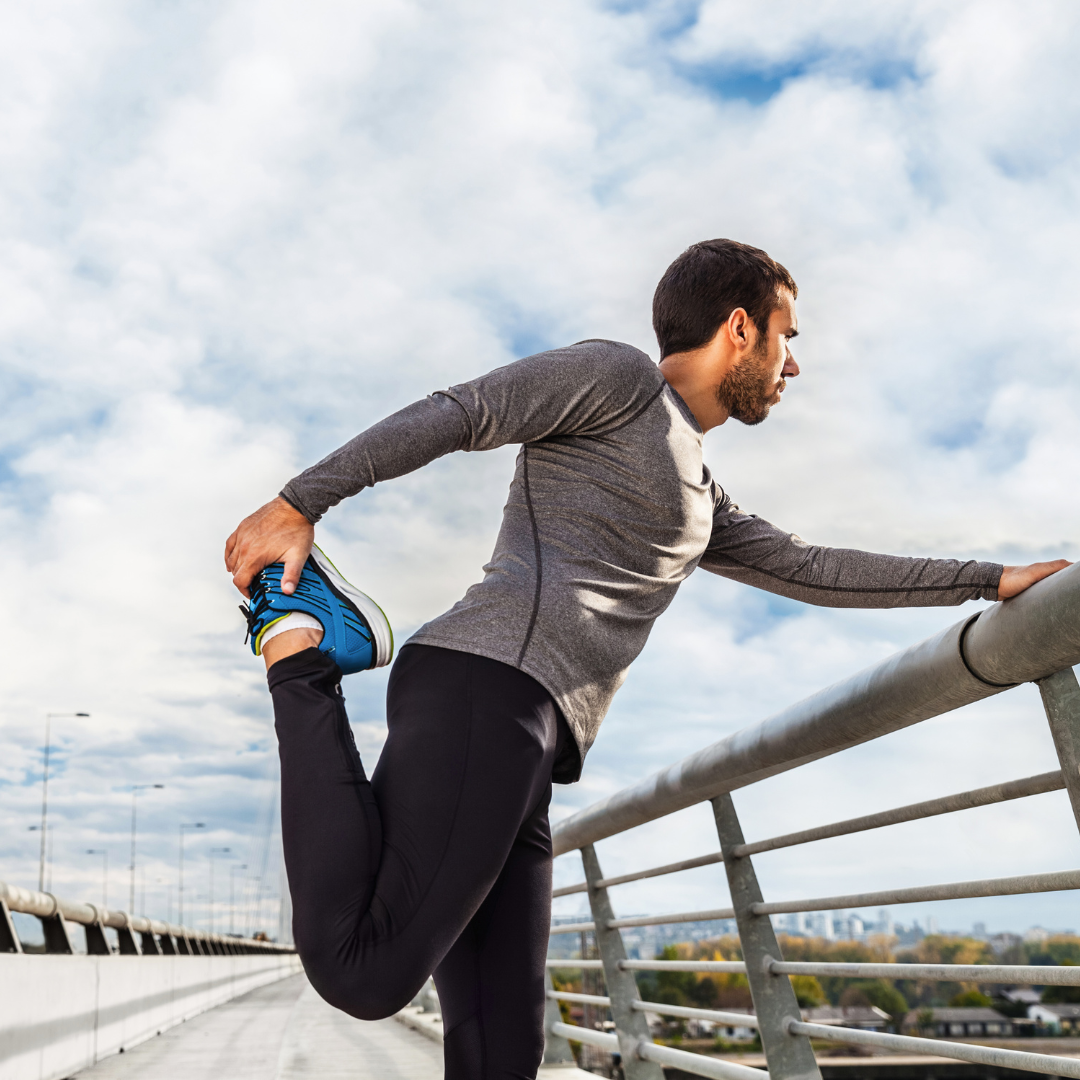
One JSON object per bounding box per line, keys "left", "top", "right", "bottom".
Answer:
{"left": 240, "top": 545, "right": 393, "bottom": 674}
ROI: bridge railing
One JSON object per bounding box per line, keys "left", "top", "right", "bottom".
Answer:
{"left": 0, "top": 879, "right": 293, "bottom": 956}
{"left": 545, "top": 561, "right": 1080, "bottom": 1080}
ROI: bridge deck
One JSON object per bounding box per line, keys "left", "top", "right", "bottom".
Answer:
{"left": 71, "top": 972, "right": 592, "bottom": 1079}
{"left": 73, "top": 973, "right": 444, "bottom": 1080}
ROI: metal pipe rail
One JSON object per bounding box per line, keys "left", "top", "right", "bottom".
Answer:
{"left": 551, "top": 1023, "right": 768, "bottom": 1080}
{"left": 548, "top": 958, "right": 748, "bottom": 973}
{"left": 549, "top": 989, "right": 762, "bottom": 1028}
{"left": 771, "top": 959, "right": 1080, "bottom": 985}
{"left": 551, "top": 866, "right": 1080, "bottom": 935}
{"left": 789, "top": 1020, "right": 1080, "bottom": 1078}
{"left": 542, "top": 564, "right": 1080, "bottom": 1080}
{"left": 0, "top": 878, "right": 291, "bottom": 955}
{"left": 552, "top": 563, "right": 1080, "bottom": 856}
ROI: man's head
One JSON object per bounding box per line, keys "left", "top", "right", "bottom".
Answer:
{"left": 653, "top": 239, "right": 797, "bottom": 359}
{"left": 654, "top": 239, "right": 799, "bottom": 430}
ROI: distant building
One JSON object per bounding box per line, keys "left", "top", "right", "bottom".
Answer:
{"left": 904, "top": 1008, "right": 1012, "bottom": 1038}
{"left": 1030, "top": 1004, "right": 1080, "bottom": 1032}
{"left": 1025, "top": 927, "right": 1051, "bottom": 944}
{"left": 1000, "top": 987, "right": 1041, "bottom": 1006}
{"left": 804, "top": 1006, "right": 889, "bottom": 1031}
{"left": 988, "top": 932, "right": 1023, "bottom": 956}
{"left": 894, "top": 920, "right": 925, "bottom": 947}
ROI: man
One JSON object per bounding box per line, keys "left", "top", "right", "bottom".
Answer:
{"left": 225, "top": 239, "right": 1066, "bottom": 1080}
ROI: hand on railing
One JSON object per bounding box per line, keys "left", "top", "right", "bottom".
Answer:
{"left": 998, "top": 559, "right": 1072, "bottom": 599}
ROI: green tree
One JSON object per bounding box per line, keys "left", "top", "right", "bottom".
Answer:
{"left": 950, "top": 990, "right": 992, "bottom": 1007}
{"left": 790, "top": 975, "right": 825, "bottom": 1008}
{"left": 860, "top": 981, "right": 911, "bottom": 1028}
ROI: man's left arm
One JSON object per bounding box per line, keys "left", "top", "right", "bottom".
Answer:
{"left": 699, "top": 488, "right": 1069, "bottom": 606}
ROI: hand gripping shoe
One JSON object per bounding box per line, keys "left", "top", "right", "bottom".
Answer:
{"left": 240, "top": 546, "right": 393, "bottom": 675}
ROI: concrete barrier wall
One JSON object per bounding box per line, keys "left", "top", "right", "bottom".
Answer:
{"left": 0, "top": 952, "right": 304, "bottom": 1080}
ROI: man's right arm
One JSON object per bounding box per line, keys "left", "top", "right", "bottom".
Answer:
{"left": 225, "top": 394, "right": 471, "bottom": 595}
{"left": 225, "top": 341, "right": 658, "bottom": 595}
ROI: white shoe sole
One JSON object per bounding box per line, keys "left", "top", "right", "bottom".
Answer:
{"left": 310, "top": 545, "right": 394, "bottom": 668}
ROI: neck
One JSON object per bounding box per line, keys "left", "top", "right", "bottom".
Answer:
{"left": 658, "top": 341, "right": 738, "bottom": 433}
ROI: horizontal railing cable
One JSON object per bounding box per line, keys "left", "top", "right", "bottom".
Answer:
{"left": 789, "top": 1019, "right": 1080, "bottom": 1078}
{"left": 551, "top": 869, "right": 1080, "bottom": 937}
{"left": 552, "top": 770, "right": 1063, "bottom": 898}
{"left": 545, "top": 958, "right": 749, "bottom": 973}
{"left": 733, "top": 770, "right": 1064, "bottom": 858}
{"left": 621, "top": 959, "right": 747, "bottom": 973}
{"left": 631, "top": 1001, "right": 761, "bottom": 1028}
{"left": 547, "top": 989, "right": 761, "bottom": 1028}
{"left": 548, "top": 990, "right": 610, "bottom": 1006}
{"left": 553, "top": 851, "right": 726, "bottom": 897}
{"left": 550, "top": 1021, "right": 768, "bottom": 1080}
{"left": 636, "top": 1041, "right": 768, "bottom": 1080}
{"left": 550, "top": 1020, "right": 618, "bottom": 1051}
{"left": 771, "top": 959, "right": 1080, "bottom": 985}
{"left": 752, "top": 867, "right": 1080, "bottom": 915}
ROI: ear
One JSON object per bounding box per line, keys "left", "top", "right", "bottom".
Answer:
{"left": 726, "top": 307, "right": 754, "bottom": 350}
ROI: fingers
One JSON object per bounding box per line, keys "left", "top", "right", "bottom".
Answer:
{"left": 224, "top": 529, "right": 239, "bottom": 571}
{"left": 225, "top": 497, "right": 315, "bottom": 598}
{"left": 998, "top": 559, "right": 1072, "bottom": 599}
{"left": 281, "top": 549, "right": 308, "bottom": 596}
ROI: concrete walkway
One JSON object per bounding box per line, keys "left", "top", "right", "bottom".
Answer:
{"left": 72, "top": 973, "right": 593, "bottom": 1079}
{"left": 72, "top": 973, "right": 442, "bottom": 1080}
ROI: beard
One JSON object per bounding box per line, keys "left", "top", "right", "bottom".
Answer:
{"left": 716, "top": 344, "right": 781, "bottom": 426}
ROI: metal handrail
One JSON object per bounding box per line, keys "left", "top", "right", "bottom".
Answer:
{"left": 543, "top": 565, "right": 1080, "bottom": 1080}
{"left": 552, "top": 563, "right": 1080, "bottom": 856}
{"left": 1, "top": 878, "right": 291, "bottom": 953}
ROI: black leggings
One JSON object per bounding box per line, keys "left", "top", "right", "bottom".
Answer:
{"left": 269, "top": 643, "right": 570, "bottom": 1080}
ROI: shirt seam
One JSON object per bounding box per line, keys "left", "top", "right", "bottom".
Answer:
{"left": 516, "top": 445, "right": 544, "bottom": 667}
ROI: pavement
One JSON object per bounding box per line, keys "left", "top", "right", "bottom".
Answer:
{"left": 72, "top": 973, "right": 593, "bottom": 1079}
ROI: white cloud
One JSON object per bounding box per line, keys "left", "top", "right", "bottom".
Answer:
{"left": 1, "top": 0, "right": 1078, "bottom": 944}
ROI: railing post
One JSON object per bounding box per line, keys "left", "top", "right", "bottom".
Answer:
{"left": 0, "top": 899, "right": 21, "bottom": 953}
{"left": 85, "top": 923, "right": 111, "bottom": 955}
{"left": 712, "top": 793, "right": 822, "bottom": 1080}
{"left": 581, "top": 843, "right": 663, "bottom": 1080}
{"left": 41, "top": 912, "right": 74, "bottom": 954}
{"left": 1038, "top": 668, "right": 1080, "bottom": 836}
{"left": 140, "top": 929, "right": 162, "bottom": 955}
{"left": 116, "top": 918, "right": 142, "bottom": 955}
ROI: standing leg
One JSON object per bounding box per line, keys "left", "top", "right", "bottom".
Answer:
{"left": 271, "top": 642, "right": 566, "bottom": 1024}
{"left": 434, "top": 764, "right": 563, "bottom": 1080}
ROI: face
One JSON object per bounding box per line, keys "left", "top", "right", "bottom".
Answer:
{"left": 716, "top": 290, "right": 799, "bottom": 425}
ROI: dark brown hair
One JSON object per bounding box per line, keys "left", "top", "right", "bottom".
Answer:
{"left": 652, "top": 239, "right": 797, "bottom": 359}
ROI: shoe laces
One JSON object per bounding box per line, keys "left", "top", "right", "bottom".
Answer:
{"left": 239, "top": 573, "right": 273, "bottom": 645}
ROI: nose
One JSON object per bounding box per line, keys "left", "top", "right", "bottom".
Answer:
{"left": 783, "top": 349, "right": 800, "bottom": 379}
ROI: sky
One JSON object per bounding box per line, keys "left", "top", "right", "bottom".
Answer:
{"left": 2, "top": 0, "right": 1080, "bottom": 945}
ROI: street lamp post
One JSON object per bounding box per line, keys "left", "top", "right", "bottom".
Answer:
{"left": 209, "top": 848, "right": 230, "bottom": 935}
{"left": 38, "top": 712, "right": 89, "bottom": 892}
{"left": 129, "top": 784, "right": 164, "bottom": 912}
{"left": 178, "top": 822, "right": 204, "bottom": 925}
{"left": 229, "top": 863, "right": 247, "bottom": 936}
{"left": 86, "top": 849, "right": 108, "bottom": 908}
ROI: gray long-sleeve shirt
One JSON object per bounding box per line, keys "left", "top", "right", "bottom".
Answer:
{"left": 283, "top": 340, "right": 1001, "bottom": 781}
